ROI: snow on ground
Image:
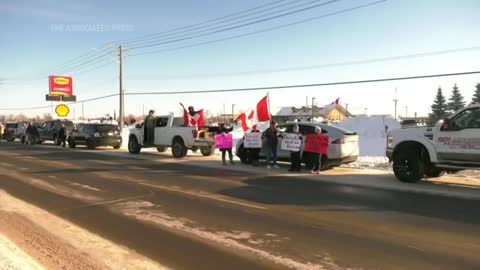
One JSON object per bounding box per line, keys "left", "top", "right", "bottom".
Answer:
{"left": 0, "top": 234, "right": 43, "bottom": 270}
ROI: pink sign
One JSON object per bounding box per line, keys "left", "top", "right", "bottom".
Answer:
{"left": 215, "top": 133, "right": 233, "bottom": 149}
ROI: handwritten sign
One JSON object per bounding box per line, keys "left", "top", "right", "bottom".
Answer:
{"left": 304, "top": 134, "right": 329, "bottom": 154}
{"left": 215, "top": 133, "right": 233, "bottom": 149}
{"left": 244, "top": 132, "right": 262, "bottom": 148}
{"left": 281, "top": 133, "right": 302, "bottom": 152}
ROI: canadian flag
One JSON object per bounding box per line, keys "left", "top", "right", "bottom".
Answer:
{"left": 180, "top": 103, "right": 205, "bottom": 128}
{"left": 236, "top": 95, "right": 270, "bottom": 131}
{"left": 331, "top": 98, "right": 340, "bottom": 105}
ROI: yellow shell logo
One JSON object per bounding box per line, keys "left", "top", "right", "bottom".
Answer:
{"left": 55, "top": 104, "right": 70, "bottom": 117}
{"left": 53, "top": 77, "right": 70, "bottom": 85}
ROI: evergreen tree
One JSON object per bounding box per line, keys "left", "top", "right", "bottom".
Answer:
{"left": 430, "top": 87, "right": 448, "bottom": 123}
{"left": 447, "top": 84, "right": 466, "bottom": 112}
{"left": 472, "top": 83, "right": 480, "bottom": 104}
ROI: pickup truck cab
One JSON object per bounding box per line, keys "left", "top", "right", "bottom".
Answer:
{"left": 128, "top": 114, "right": 215, "bottom": 158}
{"left": 387, "top": 104, "right": 480, "bottom": 182}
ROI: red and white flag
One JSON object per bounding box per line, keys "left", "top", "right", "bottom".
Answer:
{"left": 236, "top": 95, "right": 271, "bottom": 131}
{"left": 180, "top": 103, "right": 204, "bottom": 128}
{"left": 331, "top": 98, "right": 340, "bottom": 105}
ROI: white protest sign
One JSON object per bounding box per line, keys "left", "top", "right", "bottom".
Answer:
{"left": 244, "top": 132, "right": 262, "bottom": 148}
{"left": 281, "top": 133, "right": 302, "bottom": 151}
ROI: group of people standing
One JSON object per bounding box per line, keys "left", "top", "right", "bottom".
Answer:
{"left": 240, "top": 120, "right": 329, "bottom": 174}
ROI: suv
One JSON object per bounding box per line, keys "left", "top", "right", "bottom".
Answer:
{"left": 3, "top": 122, "right": 24, "bottom": 142}
{"left": 68, "top": 123, "right": 122, "bottom": 149}
{"left": 38, "top": 120, "right": 74, "bottom": 145}
{"left": 387, "top": 104, "right": 480, "bottom": 183}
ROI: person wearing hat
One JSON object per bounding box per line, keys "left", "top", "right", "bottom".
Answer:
{"left": 288, "top": 124, "right": 303, "bottom": 172}
{"left": 310, "top": 126, "right": 329, "bottom": 174}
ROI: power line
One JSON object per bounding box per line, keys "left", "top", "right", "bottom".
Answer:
{"left": 124, "top": 0, "right": 333, "bottom": 47}
{"left": 2, "top": 69, "right": 479, "bottom": 111}
{"left": 115, "top": 0, "right": 294, "bottom": 45}
{"left": 122, "top": 0, "right": 307, "bottom": 46}
{"left": 128, "top": 0, "right": 340, "bottom": 50}
{"left": 129, "top": 0, "right": 386, "bottom": 57}
{"left": 126, "top": 46, "right": 480, "bottom": 79}
{"left": 124, "top": 70, "right": 480, "bottom": 96}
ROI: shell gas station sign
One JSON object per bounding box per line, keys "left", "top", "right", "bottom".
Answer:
{"left": 46, "top": 75, "right": 76, "bottom": 102}
{"left": 55, "top": 104, "right": 70, "bottom": 117}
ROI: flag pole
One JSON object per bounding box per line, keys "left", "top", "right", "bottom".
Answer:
{"left": 267, "top": 92, "right": 271, "bottom": 119}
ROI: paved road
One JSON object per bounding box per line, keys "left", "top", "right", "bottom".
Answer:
{"left": 0, "top": 142, "right": 479, "bottom": 270}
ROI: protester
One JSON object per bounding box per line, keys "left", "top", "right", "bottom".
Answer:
{"left": 25, "top": 122, "right": 34, "bottom": 145}
{"left": 188, "top": 106, "right": 200, "bottom": 117}
{"left": 219, "top": 123, "right": 234, "bottom": 166}
{"left": 263, "top": 120, "right": 280, "bottom": 169}
{"left": 288, "top": 125, "right": 303, "bottom": 172}
{"left": 31, "top": 124, "right": 39, "bottom": 145}
{"left": 58, "top": 123, "right": 67, "bottom": 147}
{"left": 145, "top": 110, "right": 155, "bottom": 144}
{"left": 307, "top": 126, "right": 329, "bottom": 174}
{"left": 248, "top": 125, "right": 261, "bottom": 166}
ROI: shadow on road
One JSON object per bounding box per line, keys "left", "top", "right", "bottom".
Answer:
{"left": 219, "top": 175, "right": 480, "bottom": 225}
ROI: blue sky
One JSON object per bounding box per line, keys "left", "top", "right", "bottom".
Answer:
{"left": 1, "top": 0, "right": 480, "bottom": 118}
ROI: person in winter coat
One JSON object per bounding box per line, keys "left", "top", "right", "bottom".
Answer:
{"left": 263, "top": 121, "right": 280, "bottom": 169}
{"left": 288, "top": 125, "right": 303, "bottom": 172}
{"left": 306, "top": 126, "right": 329, "bottom": 174}
{"left": 248, "top": 125, "right": 261, "bottom": 166}
{"left": 219, "top": 123, "right": 234, "bottom": 166}
{"left": 58, "top": 124, "right": 67, "bottom": 147}
{"left": 145, "top": 110, "right": 155, "bottom": 144}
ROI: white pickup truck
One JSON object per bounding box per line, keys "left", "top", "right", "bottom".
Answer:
{"left": 387, "top": 104, "right": 480, "bottom": 183}
{"left": 128, "top": 114, "right": 215, "bottom": 158}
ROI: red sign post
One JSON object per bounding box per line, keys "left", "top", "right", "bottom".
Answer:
{"left": 49, "top": 75, "right": 73, "bottom": 96}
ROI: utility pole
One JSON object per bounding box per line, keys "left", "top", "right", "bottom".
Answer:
{"left": 223, "top": 104, "right": 226, "bottom": 123}
{"left": 311, "top": 97, "right": 315, "bottom": 122}
{"left": 231, "top": 104, "right": 235, "bottom": 124}
{"left": 404, "top": 106, "right": 408, "bottom": 118}
{"left": 119, "top": 45, "right": 124, "bottom": 129}
{"left": 393, "top": 88, "right": 398, "bottom": 120}
{"left": 345, "top": 103, "right": 349, "bottom": 112}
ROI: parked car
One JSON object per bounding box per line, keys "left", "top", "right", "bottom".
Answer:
{"left": 38, "top": 120, "right": 74, "bottom": 145}
{"left": 387, "top": 104, "right": 480, "bottom": 183}
{"left": 3, "top": 122, "right": 22, "bottom": 142}
{"left": 68, "top": 123, "right": 122, "bottom": 149}
{"left": 236, "top": 122, "right": 359, "bottom": 170}
{"left": 128, "top": 114, "right": 215, "bottom": 158}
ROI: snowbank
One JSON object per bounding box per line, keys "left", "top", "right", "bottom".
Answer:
{"left": 335, "top": 116, "right": 400, "bottom": 156}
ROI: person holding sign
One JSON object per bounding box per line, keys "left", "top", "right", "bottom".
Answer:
{"left": 288, "top": 125, "right": 303, "bottom": 172}
{"left": 245, "top": 125, "right": 262, "bottom": 166}
{"left": 304, "top": 126, "right": 329, "bottom": 174}
{"left": 218, "top": 123, "right": 234, "bottom": 166}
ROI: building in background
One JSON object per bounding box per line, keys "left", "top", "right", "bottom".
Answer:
{"left": 274, "top": 105, "right": 352, "bottom": 123}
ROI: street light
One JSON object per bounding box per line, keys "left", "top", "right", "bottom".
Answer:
{"left": 311, "top": 97, "right": 315, "bottom": 122}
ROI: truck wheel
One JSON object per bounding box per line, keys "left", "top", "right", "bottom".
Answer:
{"left": 393, "top": 151, "right": 424, "bottom": 183}
{"left": 113, "top": 144, "right": 121, "bottom": 150}
{"left": 128, "top": 137, "right": 141, "bottom": 154}
{"left": 7, "top": 138, "right": 14, "bottom": 142}
{"left": 86, "top": 139, "right": 96, "bottom": 150}
{"left": 191, "top": 146, "right": 199, "bottom": 153}
{"left": 172, "top": 139, "right": 187, "bottom": 158}
{"left": 156, "top": 146, "right": 167, "bottom": 153}
{"left": 237, "top": 145, "right": 249, "bottom": 164}
{"left": 200, "top": 146, "right": 215, "bottom": 156}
